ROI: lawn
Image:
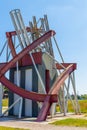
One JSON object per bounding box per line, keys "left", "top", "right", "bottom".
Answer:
{"left": 79, "top": 100, "right": 87, "bottom": 113}
{"left": 2, "top": 98, "right": 8, "bottom": 107}
{"left": 56, "top": 100, "right": 87, "bottom": 113}
{"left": 84, "top": 114, "right": 87, "bottom": 117}
{"left": 0, "top": 126, "right": 29, "bottom": 130}
{"left": 2, "top": 99, "right": 87, "bottom": 113}
{"left": 50, "top": 118, "right": 87, "bottom": 127}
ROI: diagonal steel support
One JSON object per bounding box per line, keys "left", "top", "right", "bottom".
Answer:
{"left": 0, "top": 30, "right": 55, "bottom": 78}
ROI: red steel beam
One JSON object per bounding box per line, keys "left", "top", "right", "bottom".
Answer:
{"left": 56, "top": 63, "right": 77, "bottom": 70}
{"left": 0, "top": 76, "right": 57, "bottom": 102}
{"left": 37, "top": 64, "right": 76, "bottom": 121}
{"left": 6, "top": 27, "right": 42, "bottom": 37}
{"left": 7, "top": 35, "right": 17, "bottom": 57}
{"left": 0, "top": 30, "right": 55, "bottom": 78}
{"left": 0, "top": 30, "right": 57, "bottom": 105}
{"left": 36, "top": 95, "right": 52, "bottom": 121}
{"left": 45, "top": 70, "right": 50, "bottom": 93}
{"left": 0, "top": 63, "right": 57, "bottom": 102}
{"left": 49, "top": 64, "right": 76, "bottom": 94}
{"left": 6, "top": 27, "right": 31, "bottom": 37}
{"left": 0, "top": 63, "right": 6, "bottom": 70}
{"left": 12, "top": 52, "right": 42, "bottom": 68}
{"left": 0, "top": 52, "right": 42, "bottom": 69}
{"left": 6, "top": 27, "right": 31, "bottom": 57}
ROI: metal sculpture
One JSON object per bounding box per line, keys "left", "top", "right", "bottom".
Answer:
{"left": 0, "top": 9, "right": 80, "bottom": 121}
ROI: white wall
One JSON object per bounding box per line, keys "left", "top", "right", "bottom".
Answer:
{"left": 25, "top": 69, "right": 32, "bottom": 116}
{"left": 13, "top": 69, "right": 32, "bottom": 116}
{"left": 13, "top": 70, "right": 21, "bottom": 115}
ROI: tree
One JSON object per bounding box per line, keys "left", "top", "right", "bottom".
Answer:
{"left": 81, "top": 94, "right": 87, "bottom": 100}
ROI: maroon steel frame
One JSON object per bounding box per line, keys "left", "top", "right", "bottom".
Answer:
{"left": 0, "top": 29, "right": 77, "bottom": 121}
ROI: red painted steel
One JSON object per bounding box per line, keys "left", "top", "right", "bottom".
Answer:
{"left": 12, "top": 52, "right": 42, "bottom": 68}
{"left": 49, "top": 64, "right": 75, "bottom": 94}
{"left": 0, "top": 63, "right": 6, "bottom": 70}
{"left": 20, "top": 52, "right": 42, "bottom": 67}
{"left": 7, "top": 36, "right": 17, "bottom": 57}
{"left": 0, "top": 75, "right": 57, "bottom": 102}
{"left": 1, "top": 29, "right": 77, "bottom": 121}
{"left": 0, "top": 52, "right": 42, "bottom": 69}
{"left": 0, "top": 30, "right": 55, "bottom": 78}
{"left": 6, "top": 27, "right": 31, "bottom": 57}
{"left": 0, "top": 30, "right": 57, "bottom": 103}
{"left": 6, "top": 27, "right": 31, "bottom": 37}
{"left": 6, "top": 27, "right": 42, "bottom": 37}
{"left": 56, "top": 63, "right": 77, "bottom": 70}
{"left": 36, "top": 95, "right": 52, "bottom": 121}
{"left": 45, "top": 70, "right": 50, "bottom": 93}
{"left": 37, "top": 64, "right": 76, "bottom": 121}
{"left": 0, "top": 30, "right": 56, "bottom": 103}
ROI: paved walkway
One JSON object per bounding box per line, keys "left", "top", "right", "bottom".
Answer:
{"left": 0, "top": 114, "right": 87, "bottom": 130}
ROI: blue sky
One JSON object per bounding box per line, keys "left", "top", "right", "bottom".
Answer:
{"left": 0, "top": 0, "right": 87, "bottom": 94}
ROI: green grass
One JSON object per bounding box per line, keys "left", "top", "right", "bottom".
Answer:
{"left": 84, "top": 114, "right": 87, "bottom": 117}
{"left": 2, "top": 99, "right": 87, "bottom": 113}
{"left": 51, "top": 118, "right": 87, "bottom": 127}
{"left": 0, "top": 126, "right": 30, "bottom": 130}
{"left": 56, "top": 100, "right": 87, "bottom": 113}
{"left": 2, "top": 98, "right": 8, "bottom": 107}
{"left": 79, "top": 100, "right": 87, "bottom": 113}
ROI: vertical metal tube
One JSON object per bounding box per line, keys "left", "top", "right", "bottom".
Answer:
{"left": 70, "top": 72, "right": 81, "bottom": 114}
{"left": 18, "top": 98, "right": 23, "bottom": 118}
{"left": 10, "top": 10, "right": 24, "bottom": 49}
{"left": 10, "top": 9, "right": 46, "bottom": 94}
{"left": 53, "top": 36, "right": 64, "bottom": 62}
